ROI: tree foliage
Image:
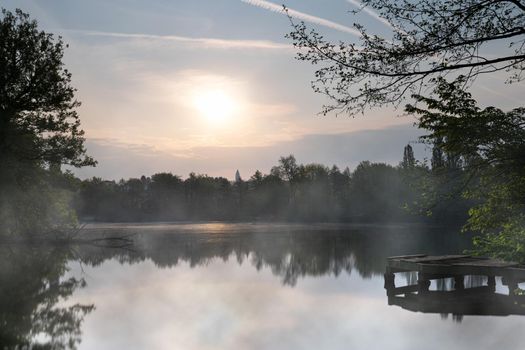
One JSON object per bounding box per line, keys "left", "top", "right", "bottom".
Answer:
{"left": 406, "top": 77, "right": 525, "bottom": 260}
{"left": 0, "top": 8, "right": 94, "bottom": 236}
{"left": 407, "top": 77, "right": 525, "bottom": 174}
{"left": 73, "top": 153, "right": 455, "bottom": 224}
{"left": 0, "top": 8, "right": 94, "bottom": 167}
{"left": 401, "top": 144, "right": 415, "bottom": 169}
{"left": 287, "top": 0, "right": 525, "bottom": 115}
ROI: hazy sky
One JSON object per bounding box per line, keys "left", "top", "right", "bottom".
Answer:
{"left": 4, "top": 0, "right": 524, "bottom": 179}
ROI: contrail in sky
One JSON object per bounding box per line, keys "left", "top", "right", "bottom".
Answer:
{"left": 68, "top": 30, "right": 292, "bottom": 50}
{"left": 346, "top": 0, "right": 392, "bottom": 28}
{"left": 241, "top": 0, "right": 360, "bottom": 36}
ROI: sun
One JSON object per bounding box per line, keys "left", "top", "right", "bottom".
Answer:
{"left": 192, "top": 89, "right": 237, "bottom": 124}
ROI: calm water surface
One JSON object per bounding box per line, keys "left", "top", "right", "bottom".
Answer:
{"left": 2, "top": 223, "right": 525, "bottom": 349}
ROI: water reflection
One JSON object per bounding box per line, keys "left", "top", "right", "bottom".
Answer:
{"left": 384, "top": 266, "right": 525, "bottom": 321}
{"left": 3, "top": 223, "right": 524, "bottom": 349}
{"left": 78, "top": 223, "right": 471, "bottom": 285}
{"left": 0, "top": 245, "right": 93, "bottom": 349}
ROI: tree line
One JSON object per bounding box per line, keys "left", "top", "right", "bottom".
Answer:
{"left": 72, "top": 147, "right": 471, "bottom": 224}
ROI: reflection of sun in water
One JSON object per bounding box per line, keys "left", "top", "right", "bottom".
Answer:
{"left": 192, "top": 89, "right": 237, "bottom": 125}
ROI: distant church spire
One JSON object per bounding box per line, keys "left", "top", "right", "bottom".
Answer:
{"left": 235, "top": 170, "right": 242, "bottom": 183}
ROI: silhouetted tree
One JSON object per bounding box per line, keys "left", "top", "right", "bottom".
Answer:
{"left": 401, "top": 145, "right": 416, "bottom": 169}
{"left": 406, "top": 77, "right": 525, "bottom": 260}
{"left": 272, "top": 155, "right": 299, "bottom": 182}
{"left": 0, "top": 9, "right": 94, "bottom": 236}
{"left": 431, "top": 139, "right": 446, "bottom": 171}
{"left": 235, "top": 170, "right": 242, "bottom": 183}
{"left": 287, "top": 0, "right": 525, "bottom": 114}
{"left": 349, "top": 161, "right": 407, "bottom": 221}
{"left": 148, "top": 173, "right": 184, "bottom": 220}
{"left": 0, "top": 8, "right": 94, "bottom": 168}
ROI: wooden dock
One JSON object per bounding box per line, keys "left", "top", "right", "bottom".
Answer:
{"left": 384, "top": 254, "right": 525, "bottom": 317}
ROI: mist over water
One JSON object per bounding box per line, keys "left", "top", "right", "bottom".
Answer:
{"left": 4, "top": 223, "right": 525, "bottom": 349}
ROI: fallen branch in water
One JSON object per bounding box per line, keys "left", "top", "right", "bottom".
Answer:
{"left": 0, "top": 226, "right": 136, "bottom": 249}
{"left": 85, "top": 234, "right": 136, "bottom": 249}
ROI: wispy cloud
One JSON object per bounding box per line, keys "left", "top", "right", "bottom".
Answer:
{"left": 241, "top": 0, "right": 360, "bottom": 36}
{"left": 346, "top": 0, "right": 392, "bottom": 28}
{"left": 76, "top": 124, "right": 421, "bottom": 180}
{"left": 68, "top": 30, "right": 292, "bottom": 50}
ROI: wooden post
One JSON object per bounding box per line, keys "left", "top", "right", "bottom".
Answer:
{"left": 417, "top": 272, "right": 431, "bottom": 293}
{"left": 508, "top": 280, "right": 518, "bottom": 297}
{"left": 384, "top": 273, "right": 395, "bottom": 288}
{"left": 384, "top": 267, "right": 396, "bottom": 296}
{"left": 453, "top": 276, "right": 464, "bottom": 291}
{"left": 487, "top": 276, "right": 496, "bottom": 292}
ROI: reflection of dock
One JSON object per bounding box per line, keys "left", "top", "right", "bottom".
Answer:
{"left": 384, "top": 254, "right": 525, "bottom": 317}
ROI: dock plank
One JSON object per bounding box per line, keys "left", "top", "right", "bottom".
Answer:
{"left": 387, "top": 254, "right": 427, "bottom": 260}
{"left": 388, "top": 253, "right": 525, "bottom": 278}
{"left": 407, "top": 255, "right": 471, "bottom": 263}
{"left": 452, "top": 260, "right": 519, "bottom": 268}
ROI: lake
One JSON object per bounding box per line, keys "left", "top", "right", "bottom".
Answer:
{"left": 2, "top": 222, "right": 525, "bottom": 349}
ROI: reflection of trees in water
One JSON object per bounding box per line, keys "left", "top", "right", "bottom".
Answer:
{"left": 79, "top": 225, "right": 472, "bottom": 286}
{"left": 0, "top": 246, "right": 93, "bottom": 349}
{"left": 0, "top": 225, "right": 473, "bottom": 347}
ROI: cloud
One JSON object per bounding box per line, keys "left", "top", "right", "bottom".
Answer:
{"left": 67, "top": 30, "right": 292, "bottom": 50}
{"left": 240, "top": 0, "right": 361, "bottom": 36}
{"left": 346, "top": 0, "right": 392, "bottom": 28}
{"left": 73, "top": 124, "right": 424, "bottom": 180}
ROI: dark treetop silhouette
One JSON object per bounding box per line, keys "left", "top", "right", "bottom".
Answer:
{"left": 0, "top": 8, "right": 94, "bottom": 168}
{"left": 405, "top": 78, "right": 525, "bottom": 262}
{"left": 73, "top": 153, "right": 472, "bottom": 225}
{"left": 0, "top": 8, "right": 94, "bottom": 236}
{"left": 287, "top": 0, "right": 525, "bottom": 115}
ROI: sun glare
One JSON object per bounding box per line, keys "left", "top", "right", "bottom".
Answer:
{"left": 192, "top": 90, "right": 237, "bottom": 125}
